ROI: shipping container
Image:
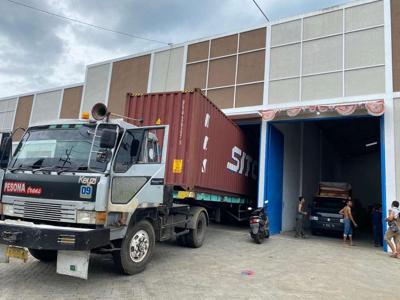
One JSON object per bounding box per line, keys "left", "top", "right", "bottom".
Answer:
{"left": 125, "top": 89, "right": 258, "bottom": 199}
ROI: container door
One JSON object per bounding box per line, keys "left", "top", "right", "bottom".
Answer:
{"left": 265, "top": 124, "right": 284, "bottom": 235}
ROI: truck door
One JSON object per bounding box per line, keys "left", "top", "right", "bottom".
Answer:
{"left": 108, "top": 126, "right": 169, "bottom": 212}
{"left": 0, "top": 132, "right": 12, "bottom": 169}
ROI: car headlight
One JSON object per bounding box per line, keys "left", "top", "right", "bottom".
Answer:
{"left": 310, "top": 216, "right": 319, "bottom": 221}
{"left": 76, "top": 210, "right": 106, "bottom": 225}
{"left": 339, "top": 219, "right": 344, "bottom": 223}
{"left": 2, "top": 204, "right": 14, "bottom": 216}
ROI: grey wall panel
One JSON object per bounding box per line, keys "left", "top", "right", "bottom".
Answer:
{"left": 345, "top": 1, "right": 384, "bottom": 32}
{"left": 150, "top": 47, "right": 184, "bottom": 92}
{"left": 270, "top": 44, "right": 301, "bottom": 79}
{"left": 271, "top": 20, "right": 301, "bottom": 46}
{"left": 345, "top": 66, "right": 385, "bottom": 96}
{"left": 81, "top": 63, "right": 111, "bottom": 114}
{"left": 302, "top": 35, "right": 343, "bottom": 75}
{"left": 0, "top": 98, "right": 17, "bottom": 131}
{"left": 302, "top": 72, "right": 342, "bottom": 101}
{"left": 345, "top": 27, "right": 385, "bottom": 69}
{"left": 30, "top": 90, "right": 62, "bottom": 125}
{"left": 303, "top": 10, "right": 343, "bottom": 40}
{"left": 269, "top": 78, "right": 300, "bottom": 104}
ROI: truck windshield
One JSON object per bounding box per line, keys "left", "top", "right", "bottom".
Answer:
{"left": 10, "top": 124, "right": 116, "bottom": 173}
{"left": 313, "top": 197, "right": 346, "bottom": 212}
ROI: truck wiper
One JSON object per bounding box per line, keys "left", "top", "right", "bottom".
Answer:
{"left": 57, "top": 164, "right": 88, "bottom": 175}
{"left": 32, "top": 164, "right": 87, "bottom": 174}
{"left": 8, "top": 166, "right": 33, "bottom": 173}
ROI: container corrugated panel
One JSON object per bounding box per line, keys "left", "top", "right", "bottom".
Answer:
{"left": 125, "top": 90, "right": 257, "bottom": 198}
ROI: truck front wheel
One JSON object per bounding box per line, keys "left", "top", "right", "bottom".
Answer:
{"left": 186, "top": 211, "right": 207, "bottom": 248}
{"left": 28, "top": 249, "right": 57, "bottom": 262}
{"left": 113, "top": 220, "right": 155, "bottom": 275}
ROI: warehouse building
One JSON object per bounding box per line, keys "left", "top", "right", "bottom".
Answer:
{"left": 0, "top": 0, "right": 399, "bottom": 246}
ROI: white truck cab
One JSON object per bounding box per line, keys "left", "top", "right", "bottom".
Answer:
{"left": 0, "top": 106, "right": 208, "bottom": 279}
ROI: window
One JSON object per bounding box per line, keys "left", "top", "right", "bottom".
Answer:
{"left": 114, "top": 128, "right": 164, "bottom": 173}
{"left": 114, "top": 129, "right": 144, "bottom": 173}
{"left": 140, "top": 130, "right": 163, "bottom": 164}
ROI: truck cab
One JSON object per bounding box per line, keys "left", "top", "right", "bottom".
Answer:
{"left": 309, "top": 182, "right": 351, "bottom": 235}
{"left": 0, "top": 107, "right": 208, "bottom": 279}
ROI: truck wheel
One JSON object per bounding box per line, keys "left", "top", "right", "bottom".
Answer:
{"left": 28, "top": 249, "right": 57, "bottom": 262}
{"left": 186, "top": 212, "right": 207, "bottom": 248}
{"left": 113, "top": 220, "right": 155, "bottom": 275}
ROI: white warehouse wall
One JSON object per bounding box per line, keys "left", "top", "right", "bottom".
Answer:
{"left": 81, "top": 63, "right": 111, "bottom": 115}
{"left": 150, "top": 47, "right": 184, "bottom": 93}
{"left": 30, "top": 90, "right": 62, "bottom": 125}
{"left": 0, "top": 98, "right": 17, "bottom": 131}
{"left": 274, "top": 123, "right": 301, "bottom": 231}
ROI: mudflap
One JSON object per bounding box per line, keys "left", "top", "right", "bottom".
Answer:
{"left": 56, "top": 250, "right": 90, "bottom": 280}
{"left": 0, "top": 244, "right": 9, "bottom": 263}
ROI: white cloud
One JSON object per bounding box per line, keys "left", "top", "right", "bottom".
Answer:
{"left": 0, "top": 0, "right": 351, "bottom": 98}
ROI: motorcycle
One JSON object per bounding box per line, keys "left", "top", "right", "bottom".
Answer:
{"left": 249, "top": 207, "right": 270, "bottom": 244}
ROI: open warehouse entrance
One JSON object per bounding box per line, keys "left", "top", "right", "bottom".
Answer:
{"left": 264, "top": 115, "right": 384, "bottom": 247}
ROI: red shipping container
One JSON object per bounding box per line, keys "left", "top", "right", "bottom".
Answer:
{"left": 125, "top": 89, "right": 258, "bottom": 198}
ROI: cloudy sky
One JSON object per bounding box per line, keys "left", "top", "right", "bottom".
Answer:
{"left": 0, "top": 0, "right": 351, "bottom": 98}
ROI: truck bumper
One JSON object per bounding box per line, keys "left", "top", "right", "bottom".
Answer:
{"left": 0, "top": 220, "right": 110, "bottom": 251}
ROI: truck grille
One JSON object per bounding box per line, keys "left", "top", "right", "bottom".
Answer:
{"left": 13, "top": 200, "right": 76, "bottom": 223}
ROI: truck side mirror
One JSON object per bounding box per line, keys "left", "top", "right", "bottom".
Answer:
{"left": 100, "top": 129, "right": 116, "bottom": 149}
{"left": 0, "top": 133, "right": 12, "bottom": 169}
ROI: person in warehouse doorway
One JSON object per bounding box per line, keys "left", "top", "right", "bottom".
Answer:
{"left": 384, "top": 200, "right": 400, "bottom": 258}
{"left": 295, "top": 196, "right": 307, "bottom": 238}
{"left": 339, "top": 200, "right": 358, "bottom": 246}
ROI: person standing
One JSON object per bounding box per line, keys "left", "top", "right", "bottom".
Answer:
{"left": 295, "top": 196, "right": 307, "bottom": 238}
{"left": 339, "top": 200, "right": 358, "bottom": 246}
{"left": 384, "top": 200, "right": 400, "bottom": 258}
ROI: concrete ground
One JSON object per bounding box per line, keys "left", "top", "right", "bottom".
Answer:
{"left": 0, "top": 224, "right": 397, "bottom": 300}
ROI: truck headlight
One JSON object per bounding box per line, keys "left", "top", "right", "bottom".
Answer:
{"left": 77, "top": 211, "right": 96, "bottom": 224}
{"left": 76, "top": 211, "right": 106, "bottom": 225}
{"left": 3, "top": 204, "right": 14, "bottom": 216}
{"left": 310, "top": 216, "right": 319, "bottom": 221}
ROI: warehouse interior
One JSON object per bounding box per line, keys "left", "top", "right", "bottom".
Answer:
{"left": 268, "top": 116, "right": 383, "bottom": 245}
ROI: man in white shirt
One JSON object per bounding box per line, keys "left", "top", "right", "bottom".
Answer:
{"left": 384, "top": 200, "right": 400, "bottom": 258}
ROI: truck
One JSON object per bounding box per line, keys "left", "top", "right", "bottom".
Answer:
{"left": 0, "top": 90, "right": 257, "bottom": 279}
{"left": 309, "top": 182, "right": 351, "bottom": 235}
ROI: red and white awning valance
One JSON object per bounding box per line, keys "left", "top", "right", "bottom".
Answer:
{"left": 261, "top": 100, "right": 384, "bottom": 121}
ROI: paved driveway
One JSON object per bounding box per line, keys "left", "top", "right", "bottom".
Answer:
{"left": 0, "top": 225, "right": 397, "bottom": 299}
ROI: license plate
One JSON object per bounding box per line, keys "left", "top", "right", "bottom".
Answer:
{"left": 6, "top": 246, "right": 28, "bottom": 262}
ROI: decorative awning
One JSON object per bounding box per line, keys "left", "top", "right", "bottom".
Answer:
{"left": 260, "top": 100, "right": 384, "bottom": 121}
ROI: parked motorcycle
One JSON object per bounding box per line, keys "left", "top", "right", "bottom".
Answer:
{"left": 249, "top": 207, "right": 270, "bottom": 244}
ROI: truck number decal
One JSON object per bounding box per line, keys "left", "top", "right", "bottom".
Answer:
{"left": 227, "top": 146, "right": 257, "bottom": 180}
{"left": 80, "top": 185, "right": 93, "bottom": 199}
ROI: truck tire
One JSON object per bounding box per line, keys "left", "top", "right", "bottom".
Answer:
{"left": 113, "top": 220, "right": 155, "bottom": 275}
{"left": 28, "top": 249, "right": 57, "bottom": 262}
{"left": 186, "top": 211, "right": 207, "bottom": 248}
